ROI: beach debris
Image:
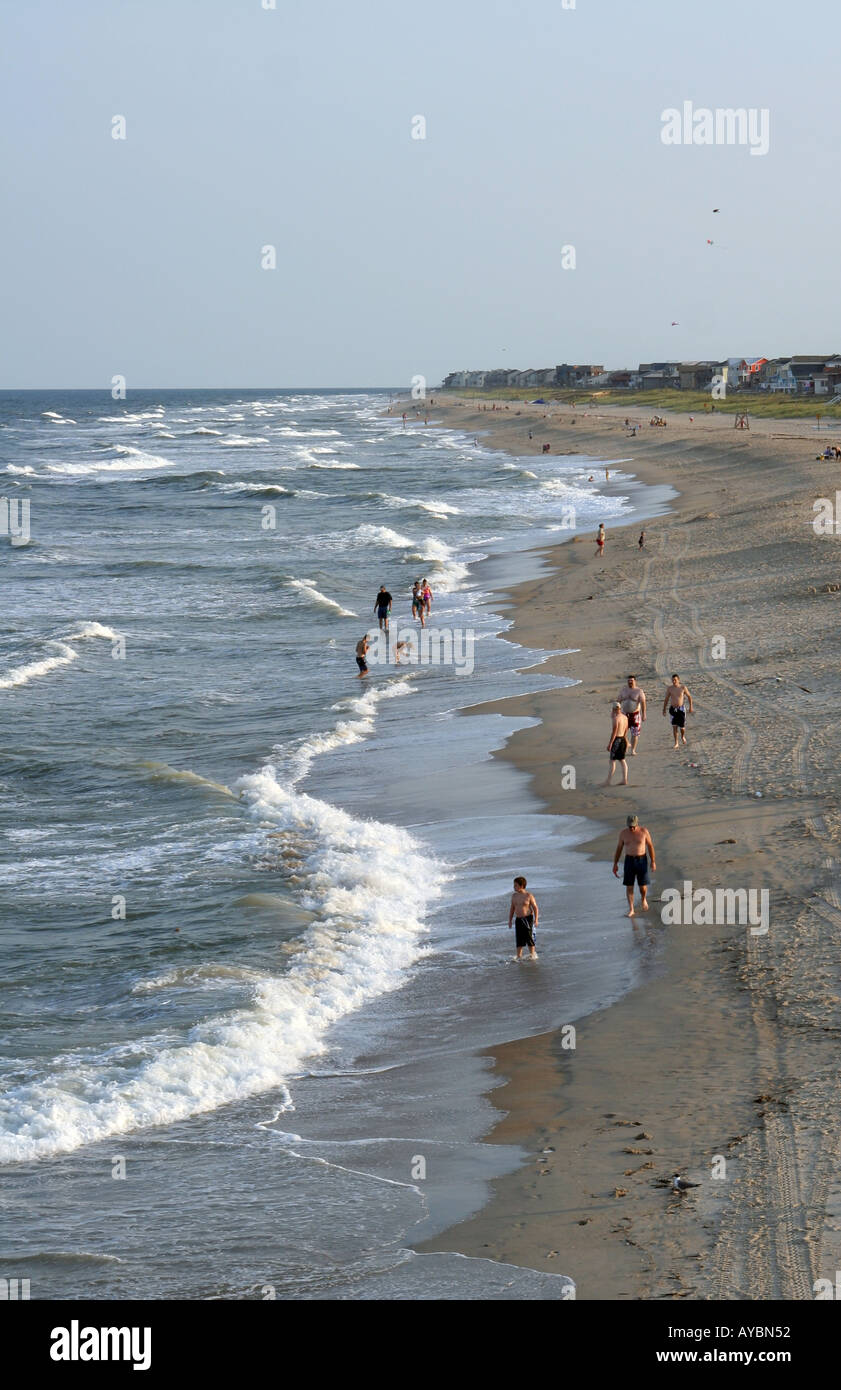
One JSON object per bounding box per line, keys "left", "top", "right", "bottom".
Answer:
{"left": 577, "top": 1219, "right": 591, "bottom": 1226}
{"left": 716, "top": 838, "right": 737, "bottom": 844}
{"left": 546, "top": 1250, "right": 558, "bottom": 1258}
{"left": 613, "top": 1188, "right": 628, "bottom": 1198}
{"left": 634, "top": 1131, "right": 652, "bottom": 1140}
{"left": 672, "top": 1173, "right": 700, "bottom": 1193}
{"left": 541, "top": 1146, "right": 555, "bottom": 1154}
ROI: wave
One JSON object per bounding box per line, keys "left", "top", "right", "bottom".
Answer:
{"left": 220, "top": 436, "right": 269, "bottom": 447}
{"left": 307, "top": 461, "right": 360, "bottom": 470}
{"left": 377, "top": 493, "right": 461, "bottom": 518}
{"left": 5, "top": 464, "right": 37, "bottom": 476}
{"left": 0, "top": 763, "right": 441, "bottom": 1162}
{"left": 47, "top": 447, "right": 175, "bottom": 476}
{"left": 0, "top": 624, "right": 118, "bottom": 691}
{"left": 41, "top": 412, "right": 76, "bottom": 424}
{"left": 286, "top": 578, "right": 358, "bottom": 618}
{"left": 275, "top": 428, "right": 341, "bottom": 437}
{"left": 216, "top": 481, "right": 291, "bottom": 497}
{"left": 138, "top": 760, "right": 235, "bottom": 798}
{"left": 288, "top": 681, "right": 414, "bottom": 783}
{"left": 352, "top": 524, "right": 412, "bottom": 548}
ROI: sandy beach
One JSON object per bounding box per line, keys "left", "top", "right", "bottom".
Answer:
{"left": 416, "top": 394, "right": 841, "bottom": 1300}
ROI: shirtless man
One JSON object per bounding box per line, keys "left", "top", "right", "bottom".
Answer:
{"left": 663, "top": 672, "right": 694, "bottom": 748}
{"left": 355, "top": 634, "right": 370, "bottom": 679}
{"left": 618, "top": 675, "right": 646, "bottom": 757}
{"left": 508, "top": 876, "right": 538, "bottom": 960}
{"left": 605, "top": 702, "right": 629, "bottom": 786}
{"left": 612, "top": 814, "right": 656, "bottom": 918}
{"left": 596, "top": 522, "right": 606, "bottom": 560}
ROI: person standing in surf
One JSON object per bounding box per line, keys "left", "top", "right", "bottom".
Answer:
{"left": 421, "top": 578, "right": 433, "bottom": 618}
{"left": 374, "top": 585, "right": 392, "bottom": 632}
{"left": 411, "top": 579, "right": 426, "bottom": 628}
{"left": 355, "top": 634, "right": 370, "bottom": 679}
{"left": 508, "top": 876, "right": 538, "bottom": 961}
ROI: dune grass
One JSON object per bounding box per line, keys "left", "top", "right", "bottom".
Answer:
{"left": 450, "top": 387, "right": 841, "bottom": 419}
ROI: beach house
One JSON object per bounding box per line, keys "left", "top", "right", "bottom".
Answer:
{"left": 737, "top": 357, "right": 767, "bottom": 387}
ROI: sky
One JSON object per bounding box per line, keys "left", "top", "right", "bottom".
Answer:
{"left": 1, "top": 0, "right": 840, "bottom": 388}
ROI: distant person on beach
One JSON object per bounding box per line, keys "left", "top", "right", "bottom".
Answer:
{"left": 613, "top": 814, "right": 656, "bottom": 918}
{"left": 355, "top": 635, "right": 370, "bottom": 679}
{"left": 374, "top": 585, "right": 392, "bottom": 631}
{"left": 596, "top": 523, "right": 606, "bottom": 559}
{"left": 605, "top": 702, "right": 630, "bottom": 785}
{"left": 508, "top": 876, "right": 538, "bottom": 960}
{"left": 421, "top": 579, "right": 433, "bottom": 617}
{"left": 618, "top": 676, "right": 646, "bottom": 756}
{"left": 663, "top": 673, "right": 694, "bottom": 748}
{"left": 411, "top": 579, "right": 425, "bottom": 625}
{"left": 638, "top": 530, "right": 645, "bottom": 550}
{"left": 402, "top": 412, "right": 407, "bottom": 428}
{"left": 605, "top": 468, "right": 610, "bottom": 481}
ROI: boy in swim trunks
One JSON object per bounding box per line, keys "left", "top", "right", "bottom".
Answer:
{"left": 605, "top": 702, "right": 629, "bottom": 786}
{"left": 355, "top": 635, "right": 370, "bottom": 679}
{"left": 663, "top": 673, "right": 694, "bottom": 748}
{"left": 612, "top": 814, "right": 656, "bottom": 918}
{"left": 508, "top": 876, "right": 538, "bottom": 960}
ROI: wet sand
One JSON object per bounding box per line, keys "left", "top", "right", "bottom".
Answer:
{"left": 415, "top": 394, "right": 841, "bottom": 1300}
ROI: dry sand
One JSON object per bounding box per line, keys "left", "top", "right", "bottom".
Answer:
{"left": 413, "top": 394, "right": 841, "bottom": 1300}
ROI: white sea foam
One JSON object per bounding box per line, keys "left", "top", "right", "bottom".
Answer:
{"left": 353, "top": 524, "right": 412, "bottom": 548}
{"left": 308, "top": 461, "right": 361, "bottom": 470}
{"left": 287, "top": 681, "right": 414, "bottom": 783}
{"left": 287, "top": 579, "right": 358, "bottom": 618}
{"left": 5, "top": 464, "right": 37, "bottom": 476}
{"left": 0, "top": 763, "right": 441, "bottom": 1162}
{"left": 220, "top": 436, "right": 269, "bottom": 447}
{"left": 0, "top": 624, "right": 118, "bottom": 691}
{"left": 275, "top": 428, "right": 341, "bottom": 437}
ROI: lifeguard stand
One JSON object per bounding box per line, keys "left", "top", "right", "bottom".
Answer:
{"left": 734, "top": 412, "right": 750, "bottom": 430}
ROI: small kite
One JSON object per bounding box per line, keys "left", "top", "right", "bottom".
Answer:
{"left": 713, "top": 207, "right": 720, "bottom": 212}
{"left": 671, "top": 321, "right": 679, "bottom": 326}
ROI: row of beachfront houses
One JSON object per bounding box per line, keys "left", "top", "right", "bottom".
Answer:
{"left": 442, "top": 357, "right": 841, "bottom": 395}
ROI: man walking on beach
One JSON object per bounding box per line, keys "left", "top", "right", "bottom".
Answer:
{"left": 355, "top": 634, "right": 370, "bottom": 679}
{"left": 508, "top": 876, "right": 538, "bottom": 961}
{"left": 618, "top": 675, "right": 646, "bottom": 757}
{"left": 596, "top": 523, "right": 605, "bottom": 559}
{"left": 605, "top": 702, "right": 630, "bottom": 786}
{"left": 663, "top": 673, "right": 694, "bottom": 748}
{"left": 374, "top": 585, "right": 392, "bottom": 632}
{"left": 613, "top": 815, "right": 656, "bottom": 918}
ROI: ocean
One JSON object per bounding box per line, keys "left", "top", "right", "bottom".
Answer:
{"left": 0, "top": 389, "right": 672, "bottom": 1299}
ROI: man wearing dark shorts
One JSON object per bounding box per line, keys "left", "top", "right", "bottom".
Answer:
{"left": 355, "top": 634, "right": 370, "bottom": 679}
{"left": 508, "top": 876, "right": 538, "bottom": 960}
{"left": 612, "top": 814, "right": 656, "bottom": 918}
{"left": 663, "top": 673, "right": 694, "bottom": 749}
{"left": 374, "top": 585, "right": 392, "bottom": 632}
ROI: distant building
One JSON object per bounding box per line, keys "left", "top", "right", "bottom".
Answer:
{"left": 678, "top": 361, "right": 719, "bottom": 391}
{"left": 737, "top": 357, "right": 767, "bottom": 387}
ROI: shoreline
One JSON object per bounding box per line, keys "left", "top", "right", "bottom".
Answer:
{"left": 413, "top": 394, "right": 841, "bottom": 1299}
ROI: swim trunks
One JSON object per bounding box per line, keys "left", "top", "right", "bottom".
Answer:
{"left": 670, "top": 705, "right": 686, "bottom": 728}
{"left": 610, "top": 735, "right": 628, "bottom": 760}
{"left": 514, "top": 914, "right": 535, "bottom": 949}
{"left": 627, "top": 709, "right": 642, "bottom": 733}
{"left": 356, "top": 656, "right": 368, "bottom": 673}
{"left": 376, "top": 607, "right": 389, "bottom": 620}
{"left": 623, "top": 854, "right": 650, "bottom": 887}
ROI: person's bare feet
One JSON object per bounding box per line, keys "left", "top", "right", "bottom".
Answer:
{"left": 627, "top": 907, "right": 635, "bottom": 918}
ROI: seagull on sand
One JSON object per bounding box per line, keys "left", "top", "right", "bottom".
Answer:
{"left": 672, "top": 1172, "right": 700, "bottom": 1193}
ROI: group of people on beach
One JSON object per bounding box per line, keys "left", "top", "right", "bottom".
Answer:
{"left": 355, "top": 580, "right": 433, "bottom": 677}
{"left": 606, "top": 673, "right": 694, "bottom": 786}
